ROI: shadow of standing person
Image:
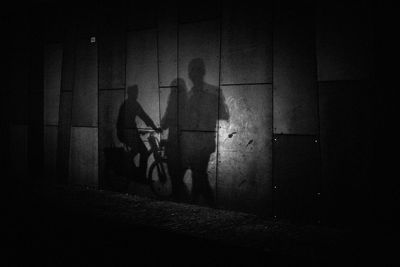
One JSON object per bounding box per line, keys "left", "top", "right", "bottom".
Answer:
{"left": 116, "top": 85, "right": 161, "bottom": 184}
{"left": 181, "top": 58, "right": 229, "bottom": 206}
{"left": 161, "top": 78, "right": 188, "bottom": 201}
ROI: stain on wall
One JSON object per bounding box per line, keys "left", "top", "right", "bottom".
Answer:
{"left": 218, "top": 84, "right": 272, "bottom": 216}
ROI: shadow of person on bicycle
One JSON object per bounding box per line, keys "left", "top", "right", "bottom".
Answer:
{"left": 116, "top": 85, "right": 161, "bottom": 184}
{"left": 178, "top": 58, "right": 230, "bottom": 207}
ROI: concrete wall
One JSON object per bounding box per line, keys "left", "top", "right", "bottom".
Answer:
{"left": 38, "top": 0, "right": 374, "bottom": 225}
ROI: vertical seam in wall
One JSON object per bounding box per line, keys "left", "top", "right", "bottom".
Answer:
{"left": 53, "top": 46, "right": 61, "bottom": 181}
{"left": 156, "top": 21, "right": 161, "bottom": 128}
{"left": 124, "top": 5, "right": 128, "bottom": 138}
{"left": 216, "top": 4, "right": 222, "bottom": 206}
{"left": 177, "top": 6, "right": 180, "bottom": 181}
{"left": 67, "top": 22, "right": 77, "bottom": 185}
{"left": 56, "top": 44, "right": 64, "bottom": 184}
{"left": 271, "top": 0, "right": 275, "bottom": 220}
{"left": 27, "top": 37, "right": 35, "bottom": 179}
{"left": 313, "top": 3, "right": 323, "bottom": 225}
{"left": 96, "top": 13, "right": 100, "bottom": 189}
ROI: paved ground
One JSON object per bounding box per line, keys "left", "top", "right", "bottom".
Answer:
{"left": 6, "top": 183, "right": 393, "bottom": 266}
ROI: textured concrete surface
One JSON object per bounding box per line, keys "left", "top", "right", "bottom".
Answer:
{"left": 217, "top": 84, "right": 272, "bottom": 216}
{"left": 316, "top": 1, "right": 373, "bottom": 81}
{"left": 318, "top": 81, "right": 374, "bottom": 225}
{"left": 221, "top": 3, "right": 272, "bottom": 85}
{"left": 44, "top": 44, "right": 62, "bottom": 125}
{"left": 178, "top": 20, "right": 220, "bottom": 92}
{"left": 33, "top": 0, "right": 376, "bottom": 225}
{"left": 157, "top": 5, "right": 178, "bottom": 87}
{"left": 69, "top": 127, "right": 98, "bottom": 186}
{"left": 71, "top": 38, "right": 98, "bottom": 127}
{"left": 126, "top": 30, "right": 160, "bottom": 129}
{"left": 57, "top": 92, "right": 73, "bottom": 184}
{"left": 98, "top": 6, "right": 126, "bottom": 90}
{"left": 273, "top": 1, "right": 318, "bottom": 135}
{"left": 273, "top": 135, "right": 320, "bottom": 224}
{"left": 44, "top": 126, "right": 58, "bottom": 180}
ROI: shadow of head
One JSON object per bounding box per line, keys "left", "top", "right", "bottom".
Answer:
{"left": 127, "top": 85, "right": 139, "bottom": 100}
{"left": 188, "top": 58, "right": 205, "bottom": 85}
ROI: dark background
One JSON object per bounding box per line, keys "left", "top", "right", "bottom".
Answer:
{"left": 3, "top": 0, "right": 394, "bottom": 265}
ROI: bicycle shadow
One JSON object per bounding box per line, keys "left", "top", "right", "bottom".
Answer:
{"left": 104, "top": 85, "right": 159, "bottom": 192}
{"left": 103, "top": 59, "right": 230, "bottom": 206}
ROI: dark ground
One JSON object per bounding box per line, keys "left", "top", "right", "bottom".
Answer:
{"left": 5, "top": 183, "right": 395, "bottom": 266}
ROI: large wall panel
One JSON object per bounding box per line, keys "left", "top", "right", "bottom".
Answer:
{"left": 75, "top": 8, "right": 97, "bottom": 39}
{"left": 160, "top": 87, "right": 179, "bottom": 191}
{"left": 29, "top": 40, "right": 44, "bottom": 93}
{"left": 7, "top": 39, "right": 29, "bottom": 124}
{"left": 43, "top": 5, "right": 64, "bottom": 43}
{"left": 29, "top": 92, "right": 44, "bottom": 125}
{"left": 178, "top": 20, "right": 220, "bottom": 131}
{"left": 273, "top": 135, "right": 320, "bottom": 223}
{"left": 127, "top": 2, "right": 157, "bottom": 31}
{"left": 178, "top": 20, "right": 220, "bottom": 90}
{"left": 160, "top": 87, "right": 178, "bottom": 130}
{"left": 44, "top": 44, "right": 63, "bottom": 125}
{"left": 157, "top": 6, "right": 178, "bottom": 87}
{"left": 9, "top": 124, "right": 28, "bottom": 180}
{"left": 178, "top": 0, "right": 221, "bottom": 23}
{"left": 99, "top": 90, "right": 125, "bottom": 188}
{"left": 69, "top": 127, "right": 98, "bottom": 187}
{"left": 28, "top": 125, "right": 44, "bottom": 180}
{"left": 9, "top": 32, "right": 31, "bottom": 93}
{"left": 217, "top": 84, "right": 272, "bottom": 216}
{"left": 6, "top": 90, "right": 28, "bottom": 125}
{"left": 44, "top": 125, "right": 58, "bottom": 180}
{"left": 57, "top": 92, "right": 73, "bottom": 184}
{"left": 71, "top": 38, "right": 98, "bottom": 127}
{"left": 319, "top": 81, "right": 373, "bottom": 225}
{"left": 98, "top": 7, "right": 126, "bottom": 89}
{"left": 273, "top": 2, "right": 318, "bottom": 134}
{"left": 180, "top": 131, "right": 217, "bottom": 205}
{"left": 126, "top": 30, "right": 160, "bottom": 129}
{"left": 221, "top": 3, "right": 272, "bottom": 85}
{"left": 60, "top": 25, "right": 76, "bottom": 92}
{"left": 99, "top": 90, "right": 125, "bottom": 145}
{"left": 316, "top": 1, "right": 373, "bottom": 81}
